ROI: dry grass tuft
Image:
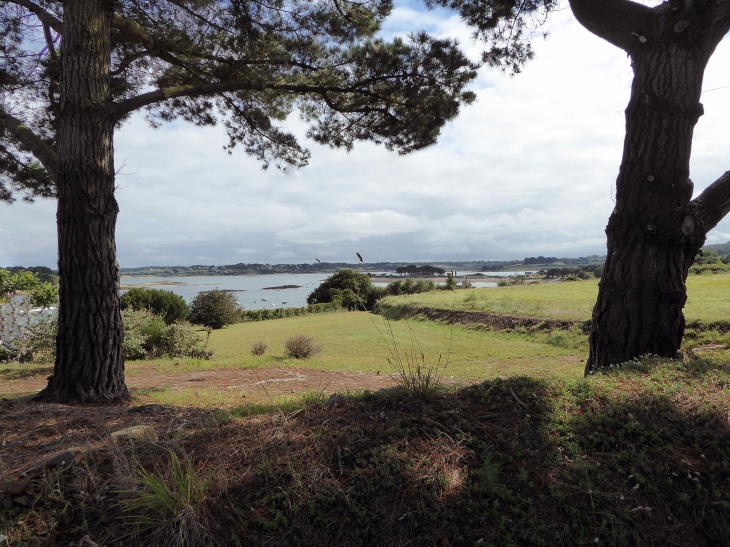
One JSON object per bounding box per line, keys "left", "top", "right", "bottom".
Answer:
{"left": 284, "top": 334, "right": 321, "bottom": 359}
{"left": 250, "top": 341, "right": 267, "bottom": 356}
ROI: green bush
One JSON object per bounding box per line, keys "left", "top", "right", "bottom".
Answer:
{"left": 122, "top": 308, "right": 212, "bottom": 360}
{"left": 242, "top": 302, "right": 345, "bottom": 322}
{"left": 188, "top": 289, "right": 242, "bottom": 329}
{"left": 307, "top": 269, "right": 374, "bottom": 309}
{"left": 120, "top": 287, "right": 189, "bottom": 324}
{"left": 386, "top": 279, "right": 435, "bottom": 296}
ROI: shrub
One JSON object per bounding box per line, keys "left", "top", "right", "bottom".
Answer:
{"left": 121, "top": 308, "right": 212, "bottom": 360}
{"left": 307, "top": 269, "right": 373, "bottom": 309}
{"left": 188, "top": 289, "right": 242, "bottom": 329}
{"left": 251, "top": 341, "right": 267, "bottom": 356}
{"left": 284, "top": 334, "right": 321, "bottom": 359}
{"left": 444, "top": 272, "right": 457, "bottom": 290}
{"left": 386, "top": 279, "right": 435, "bottom": 296}
{"left": 120, "top": 288, "right": 189, "bottom": 324}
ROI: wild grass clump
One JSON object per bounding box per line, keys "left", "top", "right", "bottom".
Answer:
{"left": 376, "top": 319, "right": 450, "bottom": 399}
{"left": 251, "top": 341, "right": 267, "bottom": 356}
{"left": 284, "top": 334, "right": 321, "bottom": 359}
{"left": 119, "top": 449, "right": 213, "bottom": 547}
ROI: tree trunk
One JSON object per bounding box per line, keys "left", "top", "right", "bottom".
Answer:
{"left": 585, "top": 43, "right": 708, "bottom": 373}
{"left": 36, "top": 0, "right": 128, "bottom": 402}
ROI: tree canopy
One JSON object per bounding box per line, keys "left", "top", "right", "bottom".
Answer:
{"left": 0, "top": 0, "right": 486, "bottom": 203}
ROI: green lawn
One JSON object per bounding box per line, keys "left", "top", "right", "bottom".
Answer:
{"left": 200, "top": 311, "right": 584, "bottom": 380}
{"left": 378, "top": 272, "right": 730, "bottom": 324}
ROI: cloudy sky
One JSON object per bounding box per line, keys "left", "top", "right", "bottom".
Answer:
{"left": 1, "top": 1, "right": 729, "bottom": 268}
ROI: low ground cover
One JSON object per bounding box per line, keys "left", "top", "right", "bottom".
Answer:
{"left": 2, "top": 355, "right": 729, "bottom": 546}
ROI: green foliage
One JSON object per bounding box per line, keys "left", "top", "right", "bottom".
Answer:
{"left": 242, "top": 302, "right": 345, "bottom": 322}
{"left": 0, "top": 269, "right": 58, "bottom": 307}
{"left": 307, "top": 269, "right": 374, "bottom": 309}
{"left": 188, "top": 289, "right": 242, "bottom": 329}
{"left": 444, "top": 272, "right": 457, "bottom": 290}
{"left": 284, "top": 334, "right": 321, "bottom": 359}
{"left": 122, "top": 309, "right": 212, "bottom": 361}
{"left": 29, "top": 282, "right": 58, "bottom": 308}
{"left": 690, "top": 262, "right": 730, "bottom": 275}
{"left": 121, "top": 288, "right": 189, "bottom": 324}
{"left": 386, "top": 278, "right": 435, "bottom": 296}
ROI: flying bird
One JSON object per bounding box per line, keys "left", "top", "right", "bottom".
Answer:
{"left": 316, "top": 258, "right": 321, "bottom": 263}
{"left": 356, "top": 252, "right": 363, "bottom": 263}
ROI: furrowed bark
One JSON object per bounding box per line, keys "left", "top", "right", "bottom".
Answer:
{"left": 36, "top": 0, "right": 128, "bottom": 403}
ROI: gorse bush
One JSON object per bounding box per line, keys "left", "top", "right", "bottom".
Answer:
{"left": 120, "top": 288, "right": 189, "bottom": 324}
{"left": 188, "top": 289, "right": 242, "bottom": 329}
{"left": 284, "top": 334, "right": 321, "bottom": 359}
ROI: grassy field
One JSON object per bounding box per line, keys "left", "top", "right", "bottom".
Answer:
{"left": 192, "top": 311, "right": 584, "bottom": 379}
{"left": 378, "top": 272, "right": 730, "bottom": 324}
{"left": 0, "top": 312, "right": 586, "bottom": 404}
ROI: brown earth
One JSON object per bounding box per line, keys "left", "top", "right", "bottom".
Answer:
{"left": 0, "top": 368, "right": 409, "bottom": 477}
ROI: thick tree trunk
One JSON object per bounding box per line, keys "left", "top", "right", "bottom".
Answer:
{"left": 585, "top": 44, "right": 707, "bottom": 373}
{"left": 37, "top": 0, "right": 128, "bottom": 402}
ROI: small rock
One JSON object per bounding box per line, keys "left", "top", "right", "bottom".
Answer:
{"left": 47, "top": 450, "right": 76, "bottom": 468}
{"left": 13, "top": 493, "right": 32, "bottom": 506}
{"left": 128, "top": 404, "right": 169, "bottom": 415}
{"left": 111, "top": 425, "right": 159, "bottom": 443}
{"left": 5, "top": 480, "right": 30, "bottom": 497}
{"left": 326, "top": 394, "right": 346, "bottom": 406}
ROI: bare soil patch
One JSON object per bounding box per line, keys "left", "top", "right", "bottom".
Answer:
{"left": 1, "top": 367, "right": 399, "bottom": 402}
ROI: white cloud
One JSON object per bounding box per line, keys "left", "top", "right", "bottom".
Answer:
{"left": 2, "top": 4, "right": 729, "bottom": 267}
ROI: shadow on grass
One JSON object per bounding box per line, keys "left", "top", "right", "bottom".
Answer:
{"left": 195, "top": 364, "right": 730, "bottom": 546}
{"left": 8, "top": 360, "right": 730, "bottom": 547}
{"left": 0, "top": 364, "right": 53, "bottom": 381}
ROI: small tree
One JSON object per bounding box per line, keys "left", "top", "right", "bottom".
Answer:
{"left": 120, "top": 288, "right": 189, "bottom": 324}
{"left": 307, "top": 269, "right": 374, "bottom": 309}
{"left": 444, "top": 273, "right": 457, "bottom": 291}
{"left": 188, "top": 289, "right": 242, "bottom": 329}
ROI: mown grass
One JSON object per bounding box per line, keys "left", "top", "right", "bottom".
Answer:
{"left": 0, "top": 312, "right": 586, "bottom": 401}
{"left": 4, "top": 355, "right": 729, "bottom": 546}
{"left": 202, "top": 312, "right": 585, "bottom": 380}
{"left": 379, "top": 272, "right": 730, "bottom": 324}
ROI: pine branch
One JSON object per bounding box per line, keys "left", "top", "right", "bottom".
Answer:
{"left": 568, "top": 0, "right": 652, "bottom": 52}
{"left": 690, "top": 171, "right": 730, "bottom": 236}
{"left": 5, "top": 0, "right": 63, "bottom": 33}
{"left": 109, "top": 80, "right": 390, "bottom": 120}
{"left": 0, "top": 108, "right": 58, "bottom": 182}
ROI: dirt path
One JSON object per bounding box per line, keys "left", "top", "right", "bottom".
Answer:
{"left": 1, "top": 367, "right": 401, "bottom": 402}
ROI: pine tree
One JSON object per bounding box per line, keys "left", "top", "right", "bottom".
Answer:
{"left": 0, "top": 0, "right": 484, "bottom": 402}
{"left": 441, "top": 0, "right": 730, "bottom": 372}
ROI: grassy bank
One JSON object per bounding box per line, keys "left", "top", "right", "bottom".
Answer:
{"left": 3, "top": 356, "right": 729, "bottom": 546}
{"left": 377, "top": 273, "right": 730, "bottom": 325}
